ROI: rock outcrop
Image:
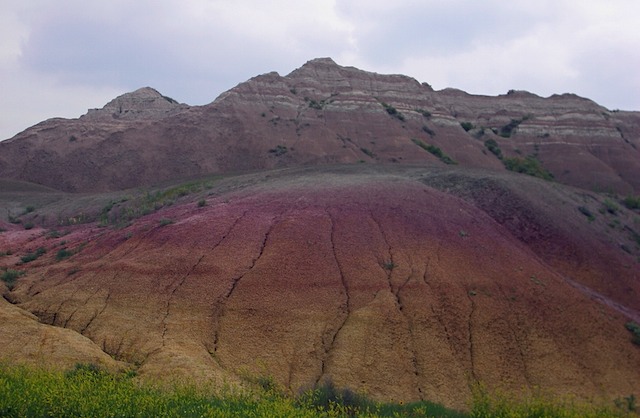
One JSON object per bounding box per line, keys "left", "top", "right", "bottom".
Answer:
{"left": 0, "top": 58, "right": 638, "bottom": 194}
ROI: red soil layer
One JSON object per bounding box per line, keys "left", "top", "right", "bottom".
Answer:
{"left": 2, "top": 175, "right": 639, "bottom": 409}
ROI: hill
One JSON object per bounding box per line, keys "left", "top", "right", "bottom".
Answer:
{"left": 1, "top": 165, "right": 639, "bottom": 410}
{"left": 1, "top": 58, "right": 639, "bottom": 194}
{"left": 1, "top": 59, "right": 639, "bottom": 411}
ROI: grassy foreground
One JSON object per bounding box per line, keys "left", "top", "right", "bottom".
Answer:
{"left": 0, "top": 363, "right": 635, "bottom": 417}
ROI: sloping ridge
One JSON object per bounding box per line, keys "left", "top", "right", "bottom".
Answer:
{"left": 0, "top": 58, "right": 639, "bottom": 193}
{"left": 2, "top": 167, "right": 638, "bottom": 410}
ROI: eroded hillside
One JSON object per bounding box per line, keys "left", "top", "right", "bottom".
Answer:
{"left": 1, "top": 166, "right": 639, "bottom": 410}
{"left": 1, "top": 58, "right": 638, "bottom": 194}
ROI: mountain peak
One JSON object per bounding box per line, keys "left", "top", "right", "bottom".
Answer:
{"left": 303, "top": 57, "right": 338, "bottom": 67}
{"left": 82, "top": 87, "right": 186, "bottom": 121}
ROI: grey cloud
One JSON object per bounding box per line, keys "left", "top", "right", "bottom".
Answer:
{"left": 335, "top": 1, "right": 548, "bottom": 62}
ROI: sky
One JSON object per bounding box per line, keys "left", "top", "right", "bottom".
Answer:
{"left": 1, "top": 0, "right": 639, "bottom": 140}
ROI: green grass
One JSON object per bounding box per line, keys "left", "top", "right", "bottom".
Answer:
{"left": 503, "top": 156, "right": 553, "bottom": 181}
{"left": 603, "top": 198, "right": 620, "bottom": 215}
{"left": 622, "top": 196, "right": 640, "bottom": 210}
{"left": 97, "top": 178, "right": 220, "bottom": 227}
{"left": 1, "top": 364, "right": 631, "bottom": 417}
{"left": 0, "top": 364, "right": 467, "bottom": 418}
{"left": 470, "top": 385, "right": 634, "bottom": 418}
{"left": 411, "top": 139, "right": 457, "bottom": 165}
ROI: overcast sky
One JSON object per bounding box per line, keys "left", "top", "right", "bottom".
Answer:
{"left": 1, "top": 0, "right": 639, "bottom": 140}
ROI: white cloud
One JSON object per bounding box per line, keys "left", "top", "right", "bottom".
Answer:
{"left": 0, "top": 0, "right": 638, "bottom": 140}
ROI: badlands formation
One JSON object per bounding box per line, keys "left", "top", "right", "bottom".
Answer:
{"left": 1, "top": 59, "right": 639, "bottom": 410}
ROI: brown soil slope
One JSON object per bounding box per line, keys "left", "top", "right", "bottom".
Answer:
{"left": 1, "top": 59, "right": 639, "bottom": 194}
{"left": 2, "top": 167, "right": 639, "bottom": 409}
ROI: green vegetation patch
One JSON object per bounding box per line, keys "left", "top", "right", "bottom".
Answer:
{"left": 0, "top": 363, "right": 633, "bottom": 418}
{"left": 360, "top": 147, "right": 376, "bottom": 158}
{"left": 56, "top": 248, "right": 73, "bottom": 261}
{"left": 20, "top": 247, "right": 46, "bottom": 264}
{"left": 626, "top": 321, "right": 640, "bottom": 346}
{"left": 97, "top": 178, "right": 220, "bottom": 227}
{"left": 1, "top": 269, "right": 25, "bottom": 290}
{"left": 623, "top": 195, "right": 640, "bottom": 210}
{"left": 498, "top": 116, "right": 529, "bottom": 138}
{"left": 471, "top": 385, "right": 634, "bottom": 417}
{"left": 503, "top": 156, "right": 554, "bottom": 181}
{"left": 422, "top": 125, "right": 436, "bottom": 137}
{"left": 484, "top": 139, "right": 503, "bottom": 159}
{"left": 411, "top": 139, "right": 457, "bottom": 165}
{"left": 269, "top": 145, "right": 288, "bottom": 156}
{"left": 381, "top": 102, "right": 406, "bottom": 121}
{"left": 0, "top": 364, "right": 468, "bottom": 418}
{"left": 577, "top": 206, "right": 595, "bottom": 222}
{"left": 602, "top": 199, "right": 619, "bottom": 215}
{"left": 460, "top": 121, "right": 475, "bottom": 132}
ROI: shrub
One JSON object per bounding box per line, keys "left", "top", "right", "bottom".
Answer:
{"left": 382, "top": 261, "right": 396, "bottom": 270}
{"left": 460, "top": 121, "right": 475, "bottom": 132}
{"left": 503, "top": 156, "right": 553, "bottom": 181}
{"left": 411, "top": 139, "right": 456, "bottom": 165}
{"left": 23, "top": 222, "right": 34, "bottom": 230}
{"left": 422, "top": 125, "right": 436, "bottom": 137}
{"left": 20, "top": 253, "right": 37, "bottom": 263}
{"left": 622, "top": 196, "right": 640, "bottom": 210}
{"left": 416, "top": 108, "right": 432, "bottom": 118}
{"left": 1, "top": 269, "right": 25, "bottom": 290}
{"left": 24, "top": 206, "right": 35, "bottom": 214}
{"left": 269, "top": 145, "right": 288, "bottom": 156}
{"left": 578, "top": 206, "right": 595, "bottom": 221}
{"left": 308, "top": 99, "right": 323, "bottom": 110}
{"left": 603, "top": 199, "right": 619, "bottom": 215}
{"left": 47, "top": 230, "right": 62, "bottom": 239}
{"left": 56, "top": 248, "right": 73, "bottom": 261}
{"left": 360, "top": 147, "right": 375, "bottom": 158}
{"left": 298, "top": 379, "right": 369, "bottom": 415}
{"left": 158, "top": 218, "right": 174, "bottom": 227}
{"left": 484, "top": 139, "right": 503, "bottom": 159}
{"left": 499, "top": 118, "right": 526, "bottom": 138}
{"left": 626, "top": 321, "right": 640, "bottom": 345}
{"left": 20, "top": 247, "right": 46, "bottom": 264}
{"left": 381, "top": 102, "right": 405, "bottom": 121}
{"left": 197, "top": 199, "right": 207, "bottom": 207}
